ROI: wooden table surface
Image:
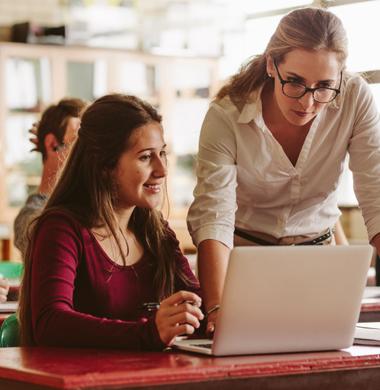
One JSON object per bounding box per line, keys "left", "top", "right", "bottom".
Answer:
{"left": 0, "top": 346, "right": 380, "bottom": 389}
{"left": 0, "top": 289, "right": 379, "bottom": 388}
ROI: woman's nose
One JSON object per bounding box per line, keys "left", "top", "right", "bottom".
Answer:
{"left": 153, "top": 156, "right": 167, "bottom": 177}
{"left": 298, "top": 91, "right": 315, "bottom": 109}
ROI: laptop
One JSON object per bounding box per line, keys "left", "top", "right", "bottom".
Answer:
{"left": 173, "top": 245, "right": 373, "bottom": 356}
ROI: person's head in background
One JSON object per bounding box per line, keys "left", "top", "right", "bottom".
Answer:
{"left": 36, "top": 98, "right": 87, "bottom": 195}
{"left": 217, "top": 7, "right": 347, "bottom": 124}
{"left": 40, "top": 94, "right": 173, "bottom": 296}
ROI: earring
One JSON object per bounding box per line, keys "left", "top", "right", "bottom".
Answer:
{"left": 268, "top": 73, "right": 273, "bottom": 78}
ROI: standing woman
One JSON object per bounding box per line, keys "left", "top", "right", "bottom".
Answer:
{"left": 187, "top": 7, "right": 380, "bottom": 332}
{"left": 19, "top": 94, "right": 203, "bottom": 349}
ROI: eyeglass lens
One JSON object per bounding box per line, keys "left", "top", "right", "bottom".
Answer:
{"left": 282, "top": 83, "right": 337, "bottom": 103}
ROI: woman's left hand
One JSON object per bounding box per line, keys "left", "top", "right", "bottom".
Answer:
{"left": 155, "top": 290, "right": 204, "bottom": 346}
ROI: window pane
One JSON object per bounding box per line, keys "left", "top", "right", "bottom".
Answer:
{"left": 66, "top": 62, "right": 95, "bottom": 101}
{"left": 5, "top": 114, "right": 41, "bottom": 207}
{"left": 233, "top": 0, "right": 312, "bottom": 13}
{"left": 170, "top": 98, "right": 209, "bottom": 155}
{"left": 244, "top": 14, "right": 282, "bottom": 57}
{"left": 6, "top": 57, "right": 50, "bottom": 109}
{"left": 331, "top": 1, "right": 380, "bottom": 72}
{"left": 118, "top": 61, "right": 152, "bottom": 96}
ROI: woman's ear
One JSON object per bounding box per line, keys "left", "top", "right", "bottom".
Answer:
{"left": 266, "top": 55, "right": 275, "bottom": 78}
{"left": 44, "top": 133, "right": 60, "bottom": 155}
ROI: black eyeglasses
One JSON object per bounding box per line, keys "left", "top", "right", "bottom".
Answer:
{"left": 273, "top": 60, "right": 342, "bottom": 104}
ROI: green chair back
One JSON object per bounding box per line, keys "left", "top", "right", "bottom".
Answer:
{"left": 0, "top": 314, "right": 20, "bottom": 347}
{"left": 0, "top": 262, "right": 23, "bottom": 279}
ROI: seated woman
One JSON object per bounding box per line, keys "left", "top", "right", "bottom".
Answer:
{"left": 18, "top": 94, "right": 203, "bottom": 350}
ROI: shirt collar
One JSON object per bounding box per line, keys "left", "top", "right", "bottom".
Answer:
{"left": 237, "top": 84, "right": 266, "bottom": 128}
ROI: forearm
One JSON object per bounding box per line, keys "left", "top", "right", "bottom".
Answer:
{"left": 33, "top": 307, "right": 164, "bottom": 350}
{"left": 197, "top": 239, "right": 230, "bottom": 311}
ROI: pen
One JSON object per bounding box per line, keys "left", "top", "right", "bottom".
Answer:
{"left": 142, "top": 302, "right": 160, "bottom": 312}
{"left": 142, "top": 300, "right": 201, "bottom": 312}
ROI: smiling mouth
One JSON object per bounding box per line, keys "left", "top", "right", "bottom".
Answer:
{"left": 144, "top": 184, "right": 161, "bottom": 192}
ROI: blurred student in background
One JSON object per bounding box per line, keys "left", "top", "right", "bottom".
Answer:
{"left": 13, "top": 98, "right": 87, "bottom": 258}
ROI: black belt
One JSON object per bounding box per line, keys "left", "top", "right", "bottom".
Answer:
{"left": 234, "top": 228, "right": 332, "bottom": 246}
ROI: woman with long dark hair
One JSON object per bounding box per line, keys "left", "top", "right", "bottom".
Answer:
{"left": 19, "top": 94, "right": 203, "bottom": 349}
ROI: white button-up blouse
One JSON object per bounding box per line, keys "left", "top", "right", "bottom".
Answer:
{"left": 187, "top": 75, "right": 380, "bottom": 249}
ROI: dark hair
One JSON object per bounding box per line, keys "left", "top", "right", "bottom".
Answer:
{"left": 217, "top": 7, "right": 348, "bottom": 102}
{"left": 19, "top": 94, "right": 193, "bottom": 345}
{"left": 37, "top": 98, "right": 87, "bottom": 159}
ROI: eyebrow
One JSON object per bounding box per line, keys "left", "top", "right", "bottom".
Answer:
{"left": 286, "top": 71, "right": 335, "bottom": 84}
{"left": 137, "top": 144, "right": 167, "bottom": 153}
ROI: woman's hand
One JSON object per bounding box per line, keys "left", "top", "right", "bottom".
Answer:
{"left": 155, "top": 290, "right": 204, "bottom": 346}
{"left": 206, "top": 308, "right": 219, "bottom": 336}
{"left": 0, "top": 278, "right": 9, "bottom": 303}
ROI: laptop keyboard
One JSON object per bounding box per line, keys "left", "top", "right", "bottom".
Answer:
{"left": 192, "top": 343, "right": 213, "bottom": 349}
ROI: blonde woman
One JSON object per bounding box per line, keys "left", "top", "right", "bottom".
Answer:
{"left": 187, "top": 8, "right": 380, "bottom": 332}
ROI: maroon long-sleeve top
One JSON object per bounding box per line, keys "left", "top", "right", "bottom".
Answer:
{"left": 29, "top": 211, "right": 201, "bottom": 350}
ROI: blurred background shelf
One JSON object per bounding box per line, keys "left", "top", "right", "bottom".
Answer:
{"left": 0, "top": 0, "right": 380, "bottom": 258}
{"left": 0, "top": 42, "right": 218, "bottom": 258}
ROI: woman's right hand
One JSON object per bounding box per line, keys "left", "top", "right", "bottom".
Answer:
{"left": 155, "top": 290, "right": 204, "bottom": 346}
{"left": 206, "top": 309, "right": 219, "bottom": 336}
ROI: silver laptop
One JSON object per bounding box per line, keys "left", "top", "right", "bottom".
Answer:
{"left": 173, "top": 245, "right": 373, "bottom": 356}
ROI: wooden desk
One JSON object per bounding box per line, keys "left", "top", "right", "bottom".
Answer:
{"left": 0, "top": 346, "right": 380, "bottom": 389}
